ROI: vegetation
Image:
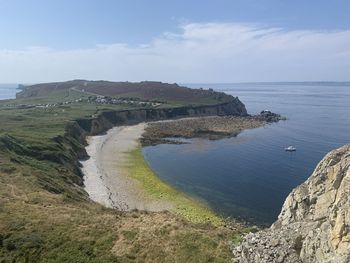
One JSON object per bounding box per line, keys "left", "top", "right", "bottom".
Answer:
{"left": 124, "top": 146, "right": 223, "bottom": 226}
{"left": 0, "top": 163, "right": 237, "bottom": 262}
{"left": 0, "top": 82, "right": 244, "bottom": 262}
{"left": 17, "top": 80, "right": 233, "bottom": 106}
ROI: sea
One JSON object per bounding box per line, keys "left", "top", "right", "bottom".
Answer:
{"left": 143, "top": 83, "right": 350, "bottom": 225}
{"left": 0, "top": 84, "right": 18, "bottom": 100}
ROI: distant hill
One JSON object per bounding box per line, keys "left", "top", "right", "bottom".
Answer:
{"left": 16, "top": 80, "right": 233, "bottom": 105}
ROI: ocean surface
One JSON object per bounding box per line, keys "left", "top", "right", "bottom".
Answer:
{"left": 0, "top": 84, "right": 18, "bottom": 100}
{"left": 143, "top": 83, "right": 350, "bottom": 225}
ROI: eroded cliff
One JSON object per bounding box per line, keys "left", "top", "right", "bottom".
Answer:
{"left": 71, "top": 98, "right": 247, "bottom": 136}
{"left": 232, "top": 144, "right": 350, "bottom": 263}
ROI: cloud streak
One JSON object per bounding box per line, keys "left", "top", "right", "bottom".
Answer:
{"left": 1, "top": 22, "right": 350, "bottom": 83}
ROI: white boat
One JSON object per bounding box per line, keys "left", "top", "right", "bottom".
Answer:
{"left": 285, "top": 146, "right": 296, "bottom": 152}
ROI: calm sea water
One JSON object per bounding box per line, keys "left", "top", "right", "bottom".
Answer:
{"left": 143, "top": 83, "right": 350, "bottom": 225}
{"left": 0, "top": 84, "right": 18, "bottom": 100}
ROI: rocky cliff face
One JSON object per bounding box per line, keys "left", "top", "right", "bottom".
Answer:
{"left": 232, "top": 144, "right": 350, "bottom": 263}
{"left": 71, "top": 99, "right": 247, "bottom": 136}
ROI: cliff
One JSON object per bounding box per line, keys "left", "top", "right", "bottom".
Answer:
{"left": 70, "top": 98, "right": 247, "bottom": 136}
{"left": 232, "top": 144, "right": 350, "bottom": 263}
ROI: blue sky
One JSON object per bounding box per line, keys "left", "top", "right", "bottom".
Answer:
{"left": 0, "top": 0, "right": 350, "bottom": 82}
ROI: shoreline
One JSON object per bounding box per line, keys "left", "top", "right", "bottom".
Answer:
{"left": 80, "top": 115, "right": 277, "bottom": 225}
{"left": 80, "top": 120, "right": 224, "bottom": 225}
{"left": 141, "top": 114, "right": 282, "bottom": 146}
{"left": 80, "top": 123, "right": 173, "bottom": 211}
{"left": 124, "top": 144, "right": 223, "bottom": 225}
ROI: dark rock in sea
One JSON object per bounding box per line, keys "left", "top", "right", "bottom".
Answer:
{"left": 256, "top": 110, "right": 285, "bottom": 123}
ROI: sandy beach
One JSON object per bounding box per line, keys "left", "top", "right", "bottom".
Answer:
{"left": 80, "top": 123, "right": 172, "bottom": 211}
{"left": 80, "top": 116, "right": 273, "bottom": 214}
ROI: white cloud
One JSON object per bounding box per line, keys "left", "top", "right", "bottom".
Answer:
{"left": 1, "top": 22, "right": 350, "bottom": 83}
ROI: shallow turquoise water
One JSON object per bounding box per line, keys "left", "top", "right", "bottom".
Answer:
{"left": 143, "top": 83, "right": 350, "bottom": 225}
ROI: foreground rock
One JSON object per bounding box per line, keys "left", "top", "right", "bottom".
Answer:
{"left": 232, "top": 144, "right": 350, "bottom": 263}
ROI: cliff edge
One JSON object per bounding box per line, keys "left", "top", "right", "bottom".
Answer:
{"left": 232, "top": 144, "right": 350, "bottom": 263}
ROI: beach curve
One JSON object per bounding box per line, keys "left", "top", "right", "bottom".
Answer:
{"left": 80, "top": 123, "right": 173, "bottom": 211}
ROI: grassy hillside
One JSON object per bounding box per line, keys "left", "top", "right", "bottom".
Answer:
{"left": 17, "top": 80, "right": 233, "bottom": 106}
{"left": 0, "top": 162, "right": 239, "bottom": 262}
{"left": 0, "top": 83, "right": 246, "bottom": 262}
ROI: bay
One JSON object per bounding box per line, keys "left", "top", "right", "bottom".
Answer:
{"left": 143, "top": 83, "right": 350, "bottom": 225}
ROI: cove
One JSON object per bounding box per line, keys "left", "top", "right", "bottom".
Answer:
{"left": 142, "top": 83, "right": 350, "bottom": 225}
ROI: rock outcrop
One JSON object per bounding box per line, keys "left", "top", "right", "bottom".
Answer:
{"left": 232, "top": 144, "right": 350, "bottom": 263}
{"left": 140, "top": 116, "right": 268, "bottom": 146}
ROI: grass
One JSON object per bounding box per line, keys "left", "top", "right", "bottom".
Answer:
{"left": 0, "top": 86, "right": 246, "bottom": 262}
{"left": 124, "top": 145, "right": 223, "bottom": 226}
{"left": 0, "top": 162, "right": 236, "bottom": 262}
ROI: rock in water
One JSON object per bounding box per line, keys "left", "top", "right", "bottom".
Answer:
{"left": 232, "top": 144, "right": 350, "bottom": 263}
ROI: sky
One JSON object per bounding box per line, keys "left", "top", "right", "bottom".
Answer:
{"left": 0, "top": 0, "right": 350, "bottom": 83}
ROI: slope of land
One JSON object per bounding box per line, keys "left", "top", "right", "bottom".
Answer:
{"left": 16, "top": 80, "right": 234, "bottom": 106}
{"left": 232, "top": 144, "right": 350, "bottom": 263}
{"left": 0, "top": 81, "right": 249, "bottom": 262}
